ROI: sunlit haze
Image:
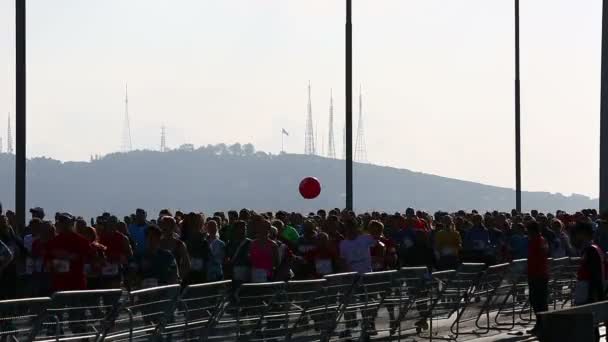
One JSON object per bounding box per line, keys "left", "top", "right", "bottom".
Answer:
{"left": 0, "top": 0, "right": 602, "bottom": 198}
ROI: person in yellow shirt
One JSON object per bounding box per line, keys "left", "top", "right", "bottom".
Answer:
{"left": 434, "top": 215, "right": 462, "bottom": 270}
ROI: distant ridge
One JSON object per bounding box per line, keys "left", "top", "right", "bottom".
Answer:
{"left": 0, "top": 145, "right": 596, "bottom": 218}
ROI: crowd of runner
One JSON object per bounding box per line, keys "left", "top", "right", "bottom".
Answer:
{"left": 0, "top": 206, "right": 604, "bottom": 307}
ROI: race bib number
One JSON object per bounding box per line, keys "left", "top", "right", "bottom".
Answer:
{"left": 473, "top": 240, "right": 486, "bottom": 250}
{"left": 373, "top": 261, "right": 384, "bottom": 271}
{"left": 251, "top": 268, "right": 268, "bottom": 283}
{"left": 191, "top": 258, "right": 204, "bottom": 271}
{"left": 233, "top": 266, "right": 250, "bottom": 281}
{"left": 102, "top": 263, "right": 119, "bottom": 276}
{"left": 441, "top": 248, "right": 457, "bottom": 256}
{"left": 25, "top": 257, "right": 35, "bottom": 275}
{"left": 142, "top": 278, "right": 159, "bottom": 288}
{"left": 299, "top": 245, "right": 315, "bottom": 254}
{"left": 315, "top": 259, "right": 333, "bottom": 275}
{"left": 53, "top": 259, "right": 70, "bottom": 273}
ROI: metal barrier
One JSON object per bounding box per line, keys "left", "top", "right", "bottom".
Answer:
{"left": 0, "top": 256, "right": 587, "bottom": 342}
{"left": 0, "top": 297, "right": 52, "bottom": 342}
{"left": 43, "top": 289, "right": 124, "bottom": 342}
{"left": 164, "top": 280, "right": 231, "bottom": 342}
{"left": 105, "top": 284, "right": 181, "bottom": 342}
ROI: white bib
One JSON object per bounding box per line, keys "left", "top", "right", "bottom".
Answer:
{"left": 25, "top": 257, "right": 35, "bottom": 275}
{"left": 142, "top": 278, "right": 159, "bottom": 288}
{"left": 373, "top": 262, "right": 384, "bottom": 271}
{"left": 441, "top": 247, "right": 457, "bottom": 256}
{"left": 233, "top": 266, "right": 250, "bottom": 281}
{"left": 191, "top": 258, "right": 204, "bottom": 271}
{"left": 315, "top": 259, "right": 333, "bottom": 275}
{"left": 474, "top": 240, "right": 486, "bottom": 250}
{"left": 53, "top": 259, "right": 70, "bottom": 273}
{"left": 251, "top": 268, "right": 268, "bottom": 283}
{"left": 102, "top": 263, "right": 120, "bottom": 276}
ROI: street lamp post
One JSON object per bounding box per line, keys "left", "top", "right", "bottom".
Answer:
{"left": 601, "top": 0, "right": 608, "bottom": 214}
{"left": 514, "top": 0, "right": 522, "bottom": 213}
{"left": 15, "top": 0, "right": 26, "bottom": 230}
{"left": 346, "top": 0, "right": 353, "bottom": 211}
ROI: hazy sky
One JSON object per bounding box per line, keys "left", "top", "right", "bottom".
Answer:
{"left": 0, "top": 0, "right": 602, "bottom": 198}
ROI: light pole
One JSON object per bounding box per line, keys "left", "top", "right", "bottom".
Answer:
{"left": 346, "top": 0, "right": 353, "bottom": 211}
{"left": 15, "top": 0, "right": 26, "bottom": 230}
{"left": 600, "top": 0, "right": 608, "bottom": 214}
{"left": 514, "top": 0, "right": 522, "bottom": 213}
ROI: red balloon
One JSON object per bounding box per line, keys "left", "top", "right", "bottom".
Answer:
{"left": 299, "top": 177, "right": 321, "bottom": 199}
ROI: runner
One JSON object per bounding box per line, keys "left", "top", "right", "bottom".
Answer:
{"left": 159, "top": 216, "right": 190, "bottom": 281}
{"left": 249, "top": 220, "right": 279, "bottom": 283}
{"left": 339, "top": 218, "right": 375, "bottom": 274}
{"left": 98, "top": 216, "right": 133, "bottom": 289}
{"left": 129, "top": 224, "right": 179, "bottom": 289}
{"left": 181, "top": 213, "right": 211, "bottom": 285}
{"left": 44, "top": 213, "right": 95, "bottom": 292}
{"left": 312, "top": 232, "right": 338, "bottom": 277}
{"left": 294, "top": 220, "right": 317, "bottom": 279}
{"left": 434, "top": 215, "right": 462, "bottom": 270}
{"left": 462, "top": 214, "right": 491, "bottom": 264}
{"left": 80, "top": 225, "right": 107, "bottom": 290}
{"left": 225, "top": 220, "right": 251, "bottom": 284}
{"left": 128, "top": 209, "right": 149, "bottom": 255}
{"left": 526, "top": 221, "right": 549, "bottom": 335}
{"left": 205, "top": 220, "right": 225, "bottom": 282}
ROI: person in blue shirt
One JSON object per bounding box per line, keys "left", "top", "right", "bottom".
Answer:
{"left": 128, "top": 209, "right": 148, "bottom": 255}
{"left": 509, "top": 223, "right": 529, "bottom": 260}
{"left": 462, "top": 214, "right": 491, "bottom": 264}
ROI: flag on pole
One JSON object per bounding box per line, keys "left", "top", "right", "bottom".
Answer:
{"left": 282, "top": 128, "right": 289, "bottom": 136}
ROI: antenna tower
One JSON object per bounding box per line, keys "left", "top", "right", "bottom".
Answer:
{"left": 354, "top": 86, "right": 367, "bottom": 162}
{"left": 160, "top": 125, "right": 167, "bottom": 152}
{"left": 121, "top": 84, "right": 133, "bottom": 152}
{"left": 327, "top": 89, "right": 336, "bottom": 158}
{"left": 7, "top": 113, "right": 13, "bottom": 154}
{"left": 305, "top": 81, "right": 316, "bottom": 155}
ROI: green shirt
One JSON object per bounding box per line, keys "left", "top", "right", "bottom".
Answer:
{"left": 281, "top": 225, "right": 300, "bottom": 242}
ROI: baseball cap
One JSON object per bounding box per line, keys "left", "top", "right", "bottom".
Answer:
{"left": 30, "top": 207, "right": 45, "bottom": 217}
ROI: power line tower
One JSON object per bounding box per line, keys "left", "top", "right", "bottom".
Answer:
{"left": 7, "top": 113, "right": 13, "bottom": 154}
{"left": 160, "top": 125, "right": 167, "bottom": 152}
{"left": 327, "top": 89, "right": 336, "bottom": 159}
{"left": 305, "top": 81, "right": 316, "bottom": 155}
{"left": 121, "top": 84, "right": 133, "bottom": 152}
{"left": 354, "top": 85, "right": 367, "bottom": 162}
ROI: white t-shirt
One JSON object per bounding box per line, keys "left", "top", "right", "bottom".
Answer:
{"left": 339, "top": 234, "right": 375, "bottom": 274}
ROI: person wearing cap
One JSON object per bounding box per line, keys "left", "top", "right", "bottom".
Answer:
{"left": 30, "top": 207, "right": 45, "bottom": 220}
{"left": 128, "top": 209, "right": 149, "bottom": 255}
{"left": 44, "top": 213, "right": 95, "bottom": 292}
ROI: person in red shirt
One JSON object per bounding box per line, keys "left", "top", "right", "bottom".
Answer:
{"left": 44, "top": 213, "right": 95, "bottom": 292}
{"left": 368, "top": 220, "right": 398, "bottom": 271}
{"left": 80, "top": 225, "right": 107, "bottom": 290}
{"left": 98, "top": 216, "right": 133, "bottom": 289}
{"left": 526, "top": 221, "right": 549, "bottom": 335}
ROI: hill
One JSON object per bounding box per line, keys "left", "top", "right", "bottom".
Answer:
{"left": 0, "top": 144, "right": 597, "bottom": 219}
